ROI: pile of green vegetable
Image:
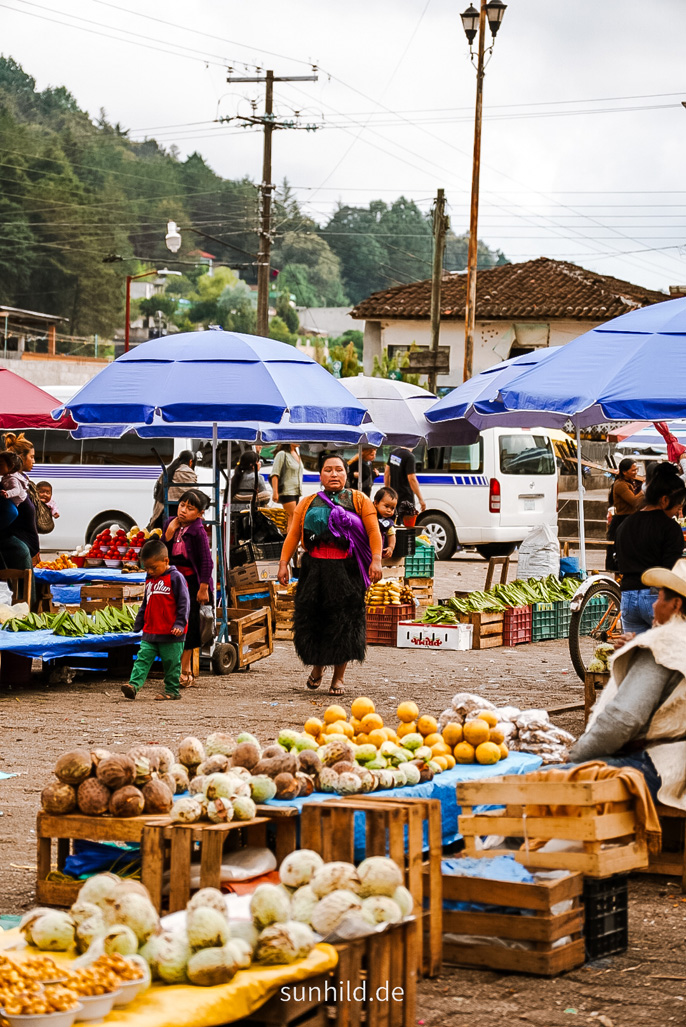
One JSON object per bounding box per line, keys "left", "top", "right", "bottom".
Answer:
{"left": 419, "top": 576, "right": 583, "bottom": 624}
{"left": 3, "top": 604, "right": 140, "bottom": 636}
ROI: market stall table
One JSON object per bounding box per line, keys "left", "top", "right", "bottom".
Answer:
{"left": 34, "top": 569, "right": 146, "bottom": 584}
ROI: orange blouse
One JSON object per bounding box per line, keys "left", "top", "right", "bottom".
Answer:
{"left": 279, "top": 490, "right": 382, "bottom": 565}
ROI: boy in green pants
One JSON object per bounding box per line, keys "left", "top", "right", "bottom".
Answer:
{"left": 121, "top": 538, "right": 190, "bottom": 702}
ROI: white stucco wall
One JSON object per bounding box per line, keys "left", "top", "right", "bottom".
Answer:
{"left": 361, "top": 316, "right": 603, "bottom": 386}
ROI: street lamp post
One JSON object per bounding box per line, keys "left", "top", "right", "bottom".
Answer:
{"left": 461, "top": 0, "right": 507, "bottom": 382}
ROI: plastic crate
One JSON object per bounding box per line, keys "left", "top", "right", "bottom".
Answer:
{"left": 583, "top": 875, "right": 628, "bottom": 959}
{"left": 503, "top": 604, "right": 532, "bottom": 646}
{"left": 403, "top": 546, "right": 435, "bottom": 578}
{"left": 555, "top": 599, "right": 572, "bottom": 639}
{"left": 393, "top": 527, "right": 417, "bottom": 559}
{"left": 531, "top": 601, "right": 556, "bottom": 642}
{"left": 253, "top": 541, "right": 284, "bottom": 560}
{"left": 580, "top": 594, "right": 610, "bottom": 636}
{"left": 366, "top": 603, "right": 415, "bottom": 646}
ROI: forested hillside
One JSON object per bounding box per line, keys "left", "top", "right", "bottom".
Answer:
{"left": 0, "top": 57, "right": 507, "bottom": 336}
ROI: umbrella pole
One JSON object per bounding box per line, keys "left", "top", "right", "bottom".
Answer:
{"left": 212, "top": 423, "right": 228, "bottom": 644}
{"left": 575, "top": 424, "right": 587, "bottom": 575}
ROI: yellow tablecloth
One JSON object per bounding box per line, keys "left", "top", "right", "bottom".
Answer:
{"left": 0, "top": 929, "right": 338, "bottom": 1027}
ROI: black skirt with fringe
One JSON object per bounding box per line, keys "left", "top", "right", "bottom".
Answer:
{"left": 294, "top": 553, "right": 367, "bottom": 666}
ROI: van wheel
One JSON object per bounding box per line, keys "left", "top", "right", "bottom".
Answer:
{"left": 87, "top": 514, "right": 135, "bottom": 545}
{"left": 475, "top": 543, "right": 517, "bottom": 560}
{"left": 417, "top": 513, "right": 456, "bottom": 560}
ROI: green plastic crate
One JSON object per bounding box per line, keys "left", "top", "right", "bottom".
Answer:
{"left": 580, "top": 595, "right": 609, "bottom": 636}
{"left": 403, "top": 546, "right": 435, "bottom": 579}
{"left": 531, "top": 601, "right": 556, "bottom": 642}
{"left": 555, "top": 599, "right": 572, "bottom": 639}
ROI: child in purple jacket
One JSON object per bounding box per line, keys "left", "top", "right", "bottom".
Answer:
{"left": 163, "top": 489, "right": 214, "bottom": 687}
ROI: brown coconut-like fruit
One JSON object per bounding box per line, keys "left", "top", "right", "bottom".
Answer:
{"left": 197, "top": 754, "right": 229, "bottom": 776}
{"left": 41, "top": 781, "right": 77, "bottom": 814}
{"left": 142, "top": 778, "right": 173, "bottom": 814}
{"left": 253, "top": 753, "right": 297, "bottom": 779}
{"left": 97, "top": 755, "right": 135, "bottom": 791}
{"left": 297, "top": 750, "right": 322, "bottom": 776}
{"left": 90, "top": 748, "right": 112, "bottom": 769}
{"left": 274, "top": 772, "right": 299, "bottom": 800}
{"left": 170, "top": 765, "right": 190, "bottom": 793}
{"left": 230, "top": 742, "right": 261, "bottom": 771}
{"left": 295, "top": 772, "right": 314, "bottom": 797}
{"left": 332, "top": 761, "right": 356, "bottom": 775}
{"left": 77, "top": 778, "right": 111, "bottom": 816}
{"left": 262, "top": 744, "right": 287, "bottom": 760}
{"left": 319, "top": 740, "right": 354, "bottom": 767}
{"left": 108, "top": 785, "right": 145, "bottom": 818}
{"left": 55, "top": 749, "right": 93, "bottom": 786}
{"left": 160, "top": 772, "right": 177, "bottom": 795}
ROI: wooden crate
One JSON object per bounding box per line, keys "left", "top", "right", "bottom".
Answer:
{"left": 433, "top": 864, "right": 585, "bottom": 975}
{"left": 638, "top": 803, "right": 686, "bottom": 891}
{"left": 244, "top": 921, "right": 416, "bottom": 1027}
{"left": 274, "top": 590, "right": 295, "bottom": 640}
{"left": 299, "top": 796, "right": 442, "bottom": 978}
{"left": 584, "top": 670, "right": 610, "bottom": 722}
{"left": 230, "top": 583, "right": 276, "bottom": 620}
{"left": 404, "top": 577, "right": 434, "bottom": 609}
{"left": 457, "top": 609, "right": 503, "bottom": 649}
{"left": 36, "top": 811, "right": 169, "bottom": 908}
{"left": 458, "top": 775, "right": 649, "bottom": 877}
{"left": 142, "top": 815, "right": 270, "bottom": 913}
{"left": 224, "top": 605, "right": 273, "bottom": 668}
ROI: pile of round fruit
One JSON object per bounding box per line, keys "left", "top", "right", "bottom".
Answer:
{"left": 84, "top": 525, "right": 157, "bottom": 565}
{"left": 301, "top": 698, "right": 509, "bottom": 769}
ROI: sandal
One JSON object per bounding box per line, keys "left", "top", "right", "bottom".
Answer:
{"left": 329, "top": 679, "right": 345, "bottom": 696}
{"left": 306, "top": 673, "right": 322, "bottom": 690}
{"left": 179, "top": 673, "right": 194, "bottom": 688}
{"left": 121, "top": 683, "right": 136, "bottom": 700}
{"left": 154, "top": 692, "right": 181, "bottom": 701}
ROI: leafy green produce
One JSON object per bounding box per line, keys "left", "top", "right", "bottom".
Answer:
{"left": 447, "top": 576, "right": 582, "bottom": 615}
{"left": 2, "top": 604, "right": 140, "bottom": 637}
{"left": 420, "top": 606, "right": 458, "bottom": 625}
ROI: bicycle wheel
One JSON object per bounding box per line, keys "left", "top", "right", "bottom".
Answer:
{"left": 569, "top": 580, "right": 622, "bottom": 681}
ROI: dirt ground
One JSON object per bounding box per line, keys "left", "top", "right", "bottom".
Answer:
{"left": 1, "top": 553, "right": 685, "bottom": 1026}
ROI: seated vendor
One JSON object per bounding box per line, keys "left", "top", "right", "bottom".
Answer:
{"left": 569, "top": 559, "right": 686, "bottom": 805}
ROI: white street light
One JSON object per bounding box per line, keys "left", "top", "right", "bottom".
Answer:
{"left": 165, "top": 221, "right": 182, "bottom": 253}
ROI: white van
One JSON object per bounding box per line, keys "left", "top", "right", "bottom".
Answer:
{"left": 300, "top": 427, "right": 558, "bottom": 560}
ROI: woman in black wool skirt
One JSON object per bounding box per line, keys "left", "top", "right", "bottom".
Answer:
{"left": 277, "top": 452, "right": 382, "bottom": 695}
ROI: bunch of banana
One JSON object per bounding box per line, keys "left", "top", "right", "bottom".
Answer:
{"left": 365, "top": 578, "right": 414, "bottom": 607}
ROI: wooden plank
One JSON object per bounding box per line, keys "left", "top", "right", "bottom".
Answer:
{"left": 199, "top": 829, "right": 224, "bottom": 891}
{"left": 367, "top": 930, "right": 391, "bottom": 1027}
{"left": 300, "top": 805, "right": 323, "bottom": 855}
{"left": 389, "top": 926, "right": 404, "bottom": 1027}
{"left": 140, "top": 825, "right": 165, "bottom": 913}
{"left": 274, "top": 817, "right": 298, "bottom": 864}
{"left": 443, "top": 906, "right": 583, "bottom": 943}
{"left": 168, "top": 829, "right": 193, "bottom": 912}
{"left": 456, "top": 776, "right": 631, "bottom": 806}
{"left": 334, "top": 942, "right": 355, "bottom": 1027}
{"left": 366, "top": 808, "right": 387, "bottom": 857}
{"left": 37, "top": 835, "right": 51, "bottom": 881}
{"left": 36, "top": 880, "right": 80, "bottom": 907}
{"left": 402, "top": 921, "right": 418, "bottom": 1027}
{"left": 463, "top": 841, "right": 647, "bottom": 875}
{"left": 36, "top": 811, "right": 169, "bottom": 843}
{"left": 331, "top": 807, "right": 355, "bottom": 863}
{"left": 387, "top": 808, "right": 405, "bottom": 874}
{"left": 443, "top": 936, "right": 585, "bottom": 976}
{"left": 56, "top": 838, "right": 69, "bottom": 871}
{"left": 459, "top": 809, "right": 637, "bottom": 842}
{"left": 439, "top": 869, "right": 583, "bottom": 910}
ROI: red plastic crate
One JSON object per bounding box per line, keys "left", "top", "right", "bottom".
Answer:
{"left": 366, "top": 603, "right": 415, "bottom": 646}
{"left": 503, "top": 604, "right": 532, "bottom": 647}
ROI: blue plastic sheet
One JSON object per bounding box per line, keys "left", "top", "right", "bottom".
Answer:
{"left": 35, "top": 568, "right": 145, "bottom": 585}
{"left": 441, "top": 855, "right": 536, "bottom": 913}
{"left": 63, "top": 840, "right": 141, "bottom": 879}
{"left": 264, "top": 753, "right": 542, "bottom": 857}
{"left": 0, "top": 628, "right": 140, "bottom": 660}
{"left": 51, "top": 585, "right": 82, "bottom": 605}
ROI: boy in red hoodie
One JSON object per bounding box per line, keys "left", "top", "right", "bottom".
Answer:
{"left": 121, "top": 538, "right": 190, "bottom": 701}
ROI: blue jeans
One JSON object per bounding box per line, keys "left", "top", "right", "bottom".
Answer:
{"left": 599, "top": 751, "right": 662, "bottom": 802}
{"left": 621, "top": 588, "right": 657, "bottom": 635}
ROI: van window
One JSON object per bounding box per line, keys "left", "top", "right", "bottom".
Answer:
{"left": 81, "top": 436, "right": 173, "bottom": 466}
{"left": 499, "top": 434, "right": 555, "bottom": 475}
{"left": 37, "top": 430, "right": 83, "bottom": 464}
{"left": 426, "top": 442, "right": 483, "bottom": 474}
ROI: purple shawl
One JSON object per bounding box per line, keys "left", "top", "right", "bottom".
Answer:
{"left": 317, "top": 491, "right": 372, "bottom": 588}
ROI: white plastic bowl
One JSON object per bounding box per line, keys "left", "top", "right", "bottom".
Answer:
{"left": 112, "top": 957, "right": 150, "bottom": 1007}
{"left": 1, "top": 1003, "right": 83, "bottom": 1027}
{"left": 73, "top": 991, "right": 120, "bottom": 1023}
{"left": 103, "top": 559, "right": 121, "bottom": 569}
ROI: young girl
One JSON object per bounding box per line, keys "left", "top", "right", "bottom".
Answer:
{"left": 374, "top": 486, "right": 398, "bottom": 559}
{"left": 0, "top": 451, "right": 27, "bottom": 506}
{"left": 163, "top": 489, "right": 214, "bottom": 688}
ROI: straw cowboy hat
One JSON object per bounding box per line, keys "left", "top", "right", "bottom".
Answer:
{"left": 642, "top": 559, "right": 686, "bottom": 599}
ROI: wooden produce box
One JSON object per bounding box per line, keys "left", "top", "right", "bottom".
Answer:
{"left": 584, "top": 670, "right": 610, "bottom": 722}
{"left": 639, "top": 803, "right": 686, "bottom": 891}
{"left": 433, "top": 865, "right": 585, "bottom": 976}
{"left": 80, "top": 583, "right": 145, "bottom": 611}
{"left": 225, "top": 605, "right": 273, "bottom": 668}
{"left": 274, "top": 590, "right": 295, "bottom": 640}
{"left": 245, "top": 921, "right": 416, "bottom": 1027}
{"left": 404, "top": 576, "right": 434, "bottom": 609}
{"left": 300, "top": 796, "right": 443, "bottom": 978}
{"left": 458, "top": 776, "right": 649, "bottom": 877}
{"left": 456, "top": 609, "right": 503, "bottom": 649}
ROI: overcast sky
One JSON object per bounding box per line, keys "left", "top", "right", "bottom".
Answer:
{"left": 3, "top": 0, "right": 686, "bottom": 292}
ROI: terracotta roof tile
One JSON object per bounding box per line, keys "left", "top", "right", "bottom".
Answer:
{"left": 350, "top": 257, "right": 667, "bottom": 321}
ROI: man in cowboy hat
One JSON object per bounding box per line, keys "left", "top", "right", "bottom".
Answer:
{"left": 569, "top": 559, "right": 686, "bottom": 806}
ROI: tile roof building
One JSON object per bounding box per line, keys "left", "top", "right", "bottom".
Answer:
{"left": 350, "top": 257, "right": 667, "bottom": 386}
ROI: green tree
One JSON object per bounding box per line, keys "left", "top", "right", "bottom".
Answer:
{"left": 272, "top": 232, "right": 347, "bottom": 306}
{"left": 327, "top": 341, "right": 361, "bottom": 377}
{"left": 268, "top": 315, "right": 297, "bottom": 346}
{"left": 275, "top": 292, "right": 299, "bottom": 334}
{"left": 330, "top": 329, "right": 363, "bottom": 357}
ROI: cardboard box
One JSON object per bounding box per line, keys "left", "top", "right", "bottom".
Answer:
{"left": 396, "top": 621, "right": 473, "bottom": 651}
{"left": 229, "top": 562, "right": 259, "bottom": 588}
{"left": 256, "top": 559, "right": 280, "bottom": 581}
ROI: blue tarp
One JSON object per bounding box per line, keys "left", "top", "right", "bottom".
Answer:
{"left": 35, "top": 568, "right": 145, "bottom": 585}
{"left": 264, "top": 752, "right": 542, "bottom": 856}
{"left": 0, "top": 628, "right": 140, "bottom": 660}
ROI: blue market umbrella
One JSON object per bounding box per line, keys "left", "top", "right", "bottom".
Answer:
{"left": 55, "top": 331, "right": 368, "bottom": 427}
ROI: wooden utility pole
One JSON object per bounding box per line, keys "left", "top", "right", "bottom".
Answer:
{"left": 428, "top": 188, "right": 449, "bottom": 395}
{"left": 462, "top": 0, "right": 488, "bottom": 382}
{"left": 227, "top": 70, "right": 318, "bottom": 338}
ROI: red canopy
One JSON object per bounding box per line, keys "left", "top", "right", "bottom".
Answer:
{"left": 0, "top": 368, "right": 76, "bottom": 430}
